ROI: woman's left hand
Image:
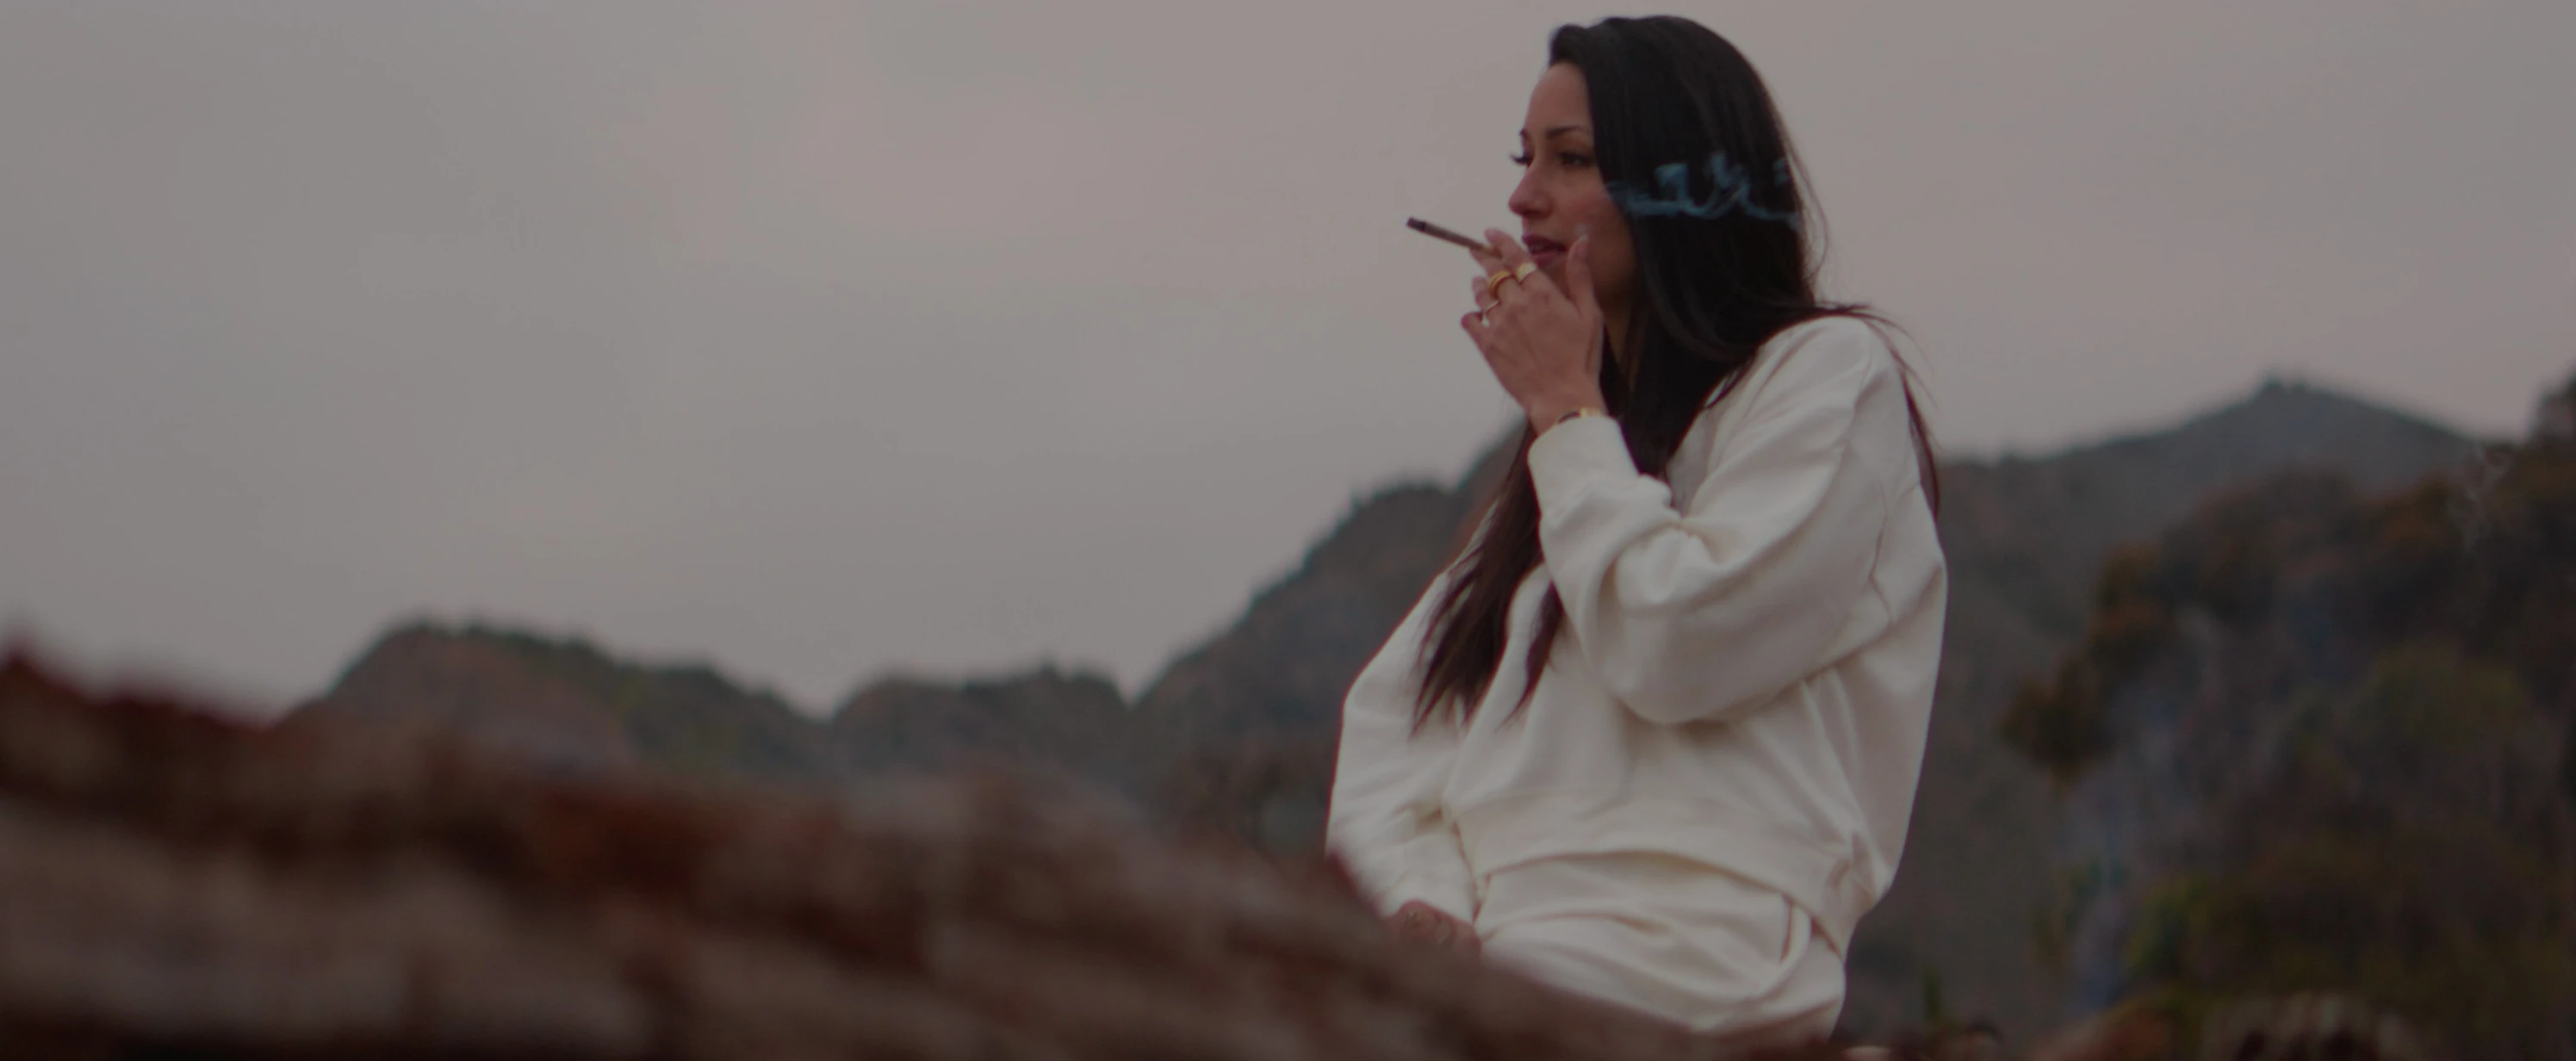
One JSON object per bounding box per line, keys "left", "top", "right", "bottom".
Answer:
{"left": 1388, "top": 901, "right": 1481, "bottom": 955}
{"left": 1463, "top": 229, "right": 1610, "bottom": 435}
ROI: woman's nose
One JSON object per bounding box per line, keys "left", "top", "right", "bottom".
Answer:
{"left": 1507, "top": 173, "right": 1547, "bottom": 219}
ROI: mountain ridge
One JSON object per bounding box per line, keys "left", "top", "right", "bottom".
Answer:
{"left": 293, "top": 374, "right": 2488, "bottom": 1043}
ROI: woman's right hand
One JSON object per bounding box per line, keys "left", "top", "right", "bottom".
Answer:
{"left": 1388, "top": 901, "right": 1481, "bottom": 955}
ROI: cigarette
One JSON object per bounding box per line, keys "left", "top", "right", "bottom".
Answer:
{"left": 1406, "top": 217, "right": 1492, "bottom": 253}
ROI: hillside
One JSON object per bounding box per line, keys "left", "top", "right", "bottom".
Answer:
{"left": 1139, "top": 455, "right": 1509, "bottom": 852}
{"left": 833, "top": 665, "right": 1153, "bottom": 798}
{"left": 300, "top": 624, "right": 1155, "bottom": 797}
{"left": 1994, "top": 419, "right": 2576, "bottom": 1058}
{"left": 1089, "top": 378, "right": 2480, "bottom": 1039}
{"left": 295, "top": 622, "right": 839, "bottom": 783}
{"left": 1844, "top": 380, "right": 2479, "bottom": 1038}
{"left": 295, "top": 376, "right": 2486, "bottom": 1047}
{"left": 1938, "top": 377, "right": 2475, "bottom": 635}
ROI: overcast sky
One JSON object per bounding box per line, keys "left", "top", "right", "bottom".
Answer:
{"left": 3, "top": 1, "right": 2571, "bottom": 714}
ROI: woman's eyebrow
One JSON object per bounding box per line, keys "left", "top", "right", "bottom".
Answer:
{"left": 1518, "top": 125, "right": 1592, "bottom": 143}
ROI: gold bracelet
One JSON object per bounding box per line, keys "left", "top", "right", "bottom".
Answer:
{"left": 1553, "top": 406, "right": 1609, "bottom": 427}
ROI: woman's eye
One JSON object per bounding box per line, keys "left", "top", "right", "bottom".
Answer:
{"left": 1559, "top": 152, "right": 1592, "bottom": 168}
{"left": 1508, "top": 152, "right": 1533, "bottom": 167}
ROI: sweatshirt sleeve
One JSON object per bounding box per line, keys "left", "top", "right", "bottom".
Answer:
{"left": 1526, "top": 320, "right": 1898, "bottom": 727}
{"left": 1325, "top": 578, "right": 1478, "bottom": 921}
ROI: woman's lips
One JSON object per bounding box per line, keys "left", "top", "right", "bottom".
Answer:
{"left": 1524, "top": 235, "right": 1567, "bottom": 270}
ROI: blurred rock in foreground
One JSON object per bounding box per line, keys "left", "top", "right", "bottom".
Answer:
{"left": 0, "top": 653, "right": 1835, "bottom": 1060}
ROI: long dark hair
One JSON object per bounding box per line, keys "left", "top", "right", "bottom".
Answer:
{"left": 1412, "top": 16, "right": 1938, "bottom": 729}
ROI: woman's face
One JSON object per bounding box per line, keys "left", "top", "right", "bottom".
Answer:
{"left": 1510, "top": 63, "right": 1636, "bottom": 330}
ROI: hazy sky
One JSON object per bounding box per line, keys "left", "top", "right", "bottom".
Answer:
{"left": 4, "top": 2, "right": 2571, "bottom": 714}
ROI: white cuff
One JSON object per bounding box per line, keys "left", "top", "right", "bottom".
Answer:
{"left": 1526, "top": 414, "right": 1638, "bottom": 516}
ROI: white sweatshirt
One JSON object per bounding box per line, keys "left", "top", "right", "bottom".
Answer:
{"left": 1325, "top": 315, "right": 1946, "bottom": 1027}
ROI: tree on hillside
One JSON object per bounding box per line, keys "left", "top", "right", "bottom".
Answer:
{"left": 2122, "top": 646, "right": 2575, "bottom": 1060}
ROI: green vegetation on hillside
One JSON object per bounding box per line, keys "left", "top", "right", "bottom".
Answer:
{"left": 295, "top": 377, "right": 2511, "bottom": 1047}
{"left": 2009, "top": 424, "right": 2576, "bottom": 1057}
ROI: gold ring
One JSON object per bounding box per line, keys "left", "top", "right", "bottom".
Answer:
{"left": 1487, "top": 261, "right": 1542, "bottom": 298}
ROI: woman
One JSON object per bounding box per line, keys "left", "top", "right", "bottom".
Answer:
{"left": 1325, "top": 16, "right": 1946, "bottom": 1045}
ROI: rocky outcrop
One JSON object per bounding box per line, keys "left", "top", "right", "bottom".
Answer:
{"left": 1, "top": 653, "right": 1834, "bottom": 1059}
